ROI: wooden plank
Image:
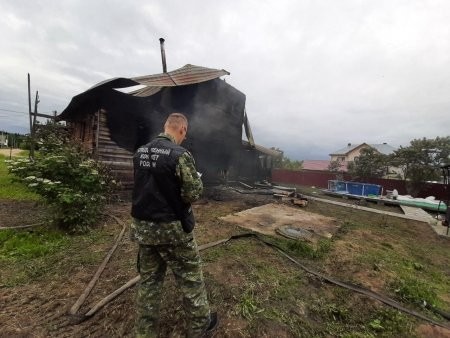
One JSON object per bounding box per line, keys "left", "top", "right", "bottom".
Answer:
{"left": 98, "top": 145, "right": 132, "bottom": 151}
{"left": 35, "top": 112, "right": 56, "bottom": 119}
{"left": 99, "top": 160, "right": 133, "bottom": 168}
{"left": 98, "top": 140, "right": 118, "bottom": 147}
{"left": 99, "top": 129, "right": 111, "bottom": 135}
{"left": 98, "top": 152, "right": 133, "bottom": 160}
{"left": 97, "top": 148, "right": 132, "bottom": 155}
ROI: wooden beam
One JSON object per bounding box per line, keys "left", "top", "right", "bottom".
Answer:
{"left": 34, "top": 112, "right": 56, "bottom": 119}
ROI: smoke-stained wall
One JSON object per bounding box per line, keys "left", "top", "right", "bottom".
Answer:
{"left": 100, "top": 78, "right": 246, "bottom": 182}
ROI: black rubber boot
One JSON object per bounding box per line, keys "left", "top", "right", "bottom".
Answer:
{"left": 202, "top": 312, "right": 218, "bottom": 337}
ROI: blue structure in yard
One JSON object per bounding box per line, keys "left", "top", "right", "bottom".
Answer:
{"left": 328, "top": 180, "right": 383, "bottom": 197}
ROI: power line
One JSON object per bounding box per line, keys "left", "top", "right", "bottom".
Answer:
{"left": 0, "top": 108, "right": 56, "bottom": 116}
{"left": 0, "top": 108, "right": 27, "bottom": 115}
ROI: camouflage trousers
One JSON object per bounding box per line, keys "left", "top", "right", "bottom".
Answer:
{"left": 134, "top": 221, "right": 210, "bottom": 338}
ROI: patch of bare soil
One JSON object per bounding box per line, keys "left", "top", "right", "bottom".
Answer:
{"left": 417, "top": 324, "right": 450, "bottom": 338}
{"left": 0, "top": 199, "right": 48, "bottom": 228}
{"left": 0, "top": 148, "right": 22, "bottom": 157}
{"left": 219, "top": 203, "right": 340, "bottom": 240}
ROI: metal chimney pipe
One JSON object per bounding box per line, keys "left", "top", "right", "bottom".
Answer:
{"left": 159, "top": 38, "right": 167, "bottom": 73}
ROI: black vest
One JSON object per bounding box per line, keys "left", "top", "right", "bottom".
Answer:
{"left": 131, "top": 136, "right": 195, "bottom": 233}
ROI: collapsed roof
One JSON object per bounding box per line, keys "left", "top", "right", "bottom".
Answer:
{"left": 59, "top": 64, "right": 260, "bottom": 181}
{"left": 59, "top": 64, "right": 231, "bottom": 121}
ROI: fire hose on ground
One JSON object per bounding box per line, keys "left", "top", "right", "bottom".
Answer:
{"left": 67, "top": 216, "right": 450, "bottom": 331}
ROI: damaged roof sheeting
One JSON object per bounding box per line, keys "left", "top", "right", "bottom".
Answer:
{"left": 59, "top": 64, "right": 261, "bottom": 183}
{"left": 58, "top": 64, "right": 230, "bottom": 121}
{"left": 130, "top": 64, "right": 230, "bottom": 96}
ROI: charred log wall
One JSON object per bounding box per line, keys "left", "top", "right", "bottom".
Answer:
{"left": 97, "top": 110, "right": 134, "bottom": 189}
{"left": 66, "top": 78, "right": 247, "bottom": 187}
{"left": 68, "top": 110, "right": 134, "bottom": 189}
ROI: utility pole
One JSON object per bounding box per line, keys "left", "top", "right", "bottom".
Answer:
{"left": 27, "top": 73, "right": 32, "bottom": 158}
{"left": 29, "top": 91, "right": 39, "bottom": 159}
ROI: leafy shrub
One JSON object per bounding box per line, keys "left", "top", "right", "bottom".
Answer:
{"left": 6, "top": 122, "right": 117, "bottom": 232}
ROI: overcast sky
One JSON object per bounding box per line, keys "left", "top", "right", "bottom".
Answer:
{"left": 1, "top": 0, "right": 449, "bottom": 159}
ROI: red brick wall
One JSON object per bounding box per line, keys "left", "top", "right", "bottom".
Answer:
{"left": 271, "top": 169, "right": 449, "bottom": 200}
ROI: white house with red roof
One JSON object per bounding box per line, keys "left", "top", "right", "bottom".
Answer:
{"left": 302, "top": 142, "right": 396, "bottom": 172}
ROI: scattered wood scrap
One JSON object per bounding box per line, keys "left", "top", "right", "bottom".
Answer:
{"left": 238, "top": 181, "right": 254, "bottom": 189}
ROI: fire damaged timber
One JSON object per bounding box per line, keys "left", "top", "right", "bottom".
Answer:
{"left": 59, "top": 64, "right": 282, "bottom": 189}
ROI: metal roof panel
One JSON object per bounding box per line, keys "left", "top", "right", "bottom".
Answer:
{"left": 131, "top": 64, "right": 229, "bottom": 89}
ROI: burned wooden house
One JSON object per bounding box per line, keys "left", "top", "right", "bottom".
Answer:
{"left": 59, "top": 64, "right": 281, "bottom": 188}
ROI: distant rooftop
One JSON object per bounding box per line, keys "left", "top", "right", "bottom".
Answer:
{"left": 302, "top": 160, "right": 348, "bottom": 171}
{"left": 369, "top": 143, "right": 397, "bottom": 155}
{"left": 330, "top": 143, "right": 396, "bottom": 156}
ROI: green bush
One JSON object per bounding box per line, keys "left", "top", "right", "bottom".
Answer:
{"left": 6, "top": 122, "right": 117, "bottom": 232}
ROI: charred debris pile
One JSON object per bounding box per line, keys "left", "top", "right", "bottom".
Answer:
{"left": 207, "top": 181, "right": 309, "bottom": 208}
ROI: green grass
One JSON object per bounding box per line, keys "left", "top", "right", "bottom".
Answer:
{"left": 365, "top": 309, "right": 415, "bottom": 337}
{"left": 0, "top": 153, "right": 40, "bottom": 200}
{"left": 0, "top": 226, "right": 71, "bottom": 286}
{"left": 203, "top": 234, "right": 419, "bottom": 338}
{"left": 0, "top": 228, "right": 69, "bottom": 259}
{"left": 0, "top": 224, "right": 117, "bottom": 287}
{"left": 268, "top": 234, "right": 332, "bottom": 260}
{"left": 390, "top": 277, "right": 438, "bottom": 308}
{"left": 207, "top": 202, "right": 448, "bottom": 337}
{"left": 234, "top": 286, "right": 265, "bottom": 320}
{"left": 287, "top": 238, "right": 332, "bottom": 259}
{"left": 0, "top": 150, "right": 122, "bottom": 287}
{"left": 348, "top": 222, "right": 450, "bottom": 311}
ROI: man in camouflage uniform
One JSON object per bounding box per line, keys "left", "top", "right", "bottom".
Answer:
{"left": 130, "top": 113, "right": 217, "bottom": 338}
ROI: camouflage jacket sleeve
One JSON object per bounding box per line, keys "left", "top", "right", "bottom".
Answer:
{"left": 175, "top": 151, "right": 203, "bottom": 203}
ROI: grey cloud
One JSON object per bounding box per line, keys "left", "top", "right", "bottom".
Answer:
{"left": 1, "top": 0, "right": 449, "bottom": 158}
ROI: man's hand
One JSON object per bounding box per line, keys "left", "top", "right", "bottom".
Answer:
{"left": 176, "top": 152, "right": 203, "bottom": 203}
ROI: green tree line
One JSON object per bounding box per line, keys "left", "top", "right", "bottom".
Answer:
{"left": 269, "top": 147, "right": 304, "bottom": 170}
{"left": 0, "top": 131, "right": 28, "bottom": 148}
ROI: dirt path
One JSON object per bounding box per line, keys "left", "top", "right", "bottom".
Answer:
{"left": 0, "top": 148, "right": 23, "bottom": 157}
